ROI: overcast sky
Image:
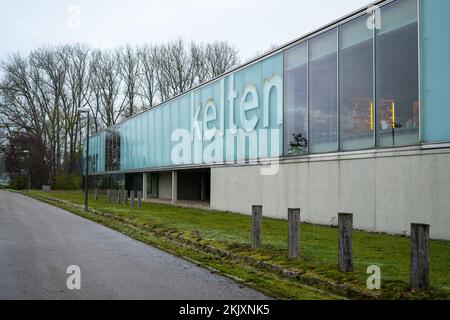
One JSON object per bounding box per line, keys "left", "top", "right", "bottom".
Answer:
{"left": 0, "top": 0, "right": 371, "bottom": 61}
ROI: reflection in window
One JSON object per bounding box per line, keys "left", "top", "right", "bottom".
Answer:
{"left": 339, "top": 15, "right": 374, "bottom": 150}
{"left": 376, "top": 0, "right": 419, "bottom": 147}
{"left": 105, "top": 128, "right": 121, "bottom": 172}
{"left": 309, "top": 29, "right": 338, "bottom": 153}
{"left": 284, "top": 43, "right": 308, "bottom": 155}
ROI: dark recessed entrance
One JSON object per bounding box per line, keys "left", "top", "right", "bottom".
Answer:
{"left": 177, "top": 168, "right": 210, "bottom": 201}
{"left": 125, "top": 172, "right": 142, "bottom": 195}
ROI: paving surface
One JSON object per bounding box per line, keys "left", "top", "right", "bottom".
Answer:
{"left": 0, "top": 190, "right": 268, "bottom": 300}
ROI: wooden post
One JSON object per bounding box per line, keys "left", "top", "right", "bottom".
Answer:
{"left": 252, "top": 205, "right": 262, "bottom": 249}
{"left": 107, "top": 189, "right": 110, "bottom": 202}
{"left": 94, "top": 188, "right": 98, "bottom": 200}
{"left": 130, "top": 190, "right": 135, "bottom": 208}
{"left": 411, "top": 223, "right": 430, "bottom": 291}
{"left": 288, "top": 208, "right": 301, "bottom": 259}
{"left": 338, "top": 213, "right": 353, "bottom": 272}
{"left": 137, "top": 191, "right": 142, "bottom": 209}
{"left": 113, "top": 189, "right": 117, "bottom": 204}
{"left": 118, "top": 189, "right": 122, "bottom": 204}
{"left": 123, "top": 190, "right": 128, "bottom": 206}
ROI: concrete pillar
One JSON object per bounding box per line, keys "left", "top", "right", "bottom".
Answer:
{"left": 172, "top": 171, "right": 178, "bottom": 205}
{"left": 142, "top": 172, "right": 148, "bottom": 200}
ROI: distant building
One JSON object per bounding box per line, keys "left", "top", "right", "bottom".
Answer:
{"left": 84, "top": 0, "right": 450, "bottom": 240}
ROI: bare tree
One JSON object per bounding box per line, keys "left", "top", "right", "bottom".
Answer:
{"left": 137, "top": 45, "right": 158, "bottom": 109}
{"left": 88, "top": 49, "right": 126, "bottom": 128}
{"left": 152, "top": 38, "right": 196, "bottom": 101}
{"left": 60, "top": 44, "right": 91, "bottom": 173}
{"left": 0, "top": 53, "right": 50, "bottom": 184}
{"left": 204, "top": 40, "right": 240, "bottom": 78}
{"left": 0, "top": 38, "right": 241, "bottom": 187}
{"left": 117, "top": 45, "right": 140, "bottom": 117}
{"left": 31, "top": 47, "right": 69, "bottom": 183}
{"left": 152, "top": 38, "right": 239, "bottom": 102}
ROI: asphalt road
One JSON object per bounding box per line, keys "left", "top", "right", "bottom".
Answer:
{"left": 0, "top": 190, "right": 268, "bottom": 300}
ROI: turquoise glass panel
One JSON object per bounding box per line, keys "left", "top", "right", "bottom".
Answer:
{"left": 84, "top": 132, "right": 105, "bottom": 173}
{"left": 421, "top": 0, "right": 450, "bottom": 143}
{"left": 88, "top": 52, "right": 283, "bottom": 172}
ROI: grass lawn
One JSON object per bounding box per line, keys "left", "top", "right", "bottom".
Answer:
{"left": 23, "top": 189, "right": 450, "bottom": 300}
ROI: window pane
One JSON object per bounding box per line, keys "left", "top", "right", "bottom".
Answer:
{"left": 376, "top": 0, "right": 419, "bottom": 147}
{"left": 421, "top": 0, "right": 450, "bottom": 143}
{"left": 309, "top": 29, "right": 338, "bottom": 153}
{"left": 339, "top": 15, "right": 374, "bottom": 150}
{"left": 105, "top": 128, "right": 120, "bottom": 172}
{"left": 284, "top": 43, "right": 308, "bottom": 155}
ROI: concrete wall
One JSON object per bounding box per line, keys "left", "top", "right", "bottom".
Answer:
{"left": 158, "top": 172, "right": 172, "bottom": 199}
{"left": 211, "top": 146, "right": 450, "bottom": 240}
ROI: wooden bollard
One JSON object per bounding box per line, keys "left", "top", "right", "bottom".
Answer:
{"left": 107, "top": 189, "right": 111, "bottom": 202}
{"left": 113, "top": 189, "right": 117, "bottom": 204}
{"left": 94, "top": 188, "right": 98, "bottom": 200}
{"left": 411, "top": 223, "right": 430, "bottom": 291}
{"left": 288, "top": 208, "right": 301, "bottom": 259}
{"left": 137, "top": 191, "right": 142, "bottom": 209}
{"left": 130, "top": 190, "right": 135, "bottom": 208}
{"left": 338, "top": 213, "right": 353, "bottom": 272}
{"left": 251, "top": 205, "right": 262, "bottom": 249}
{"left": 123, "top": 190, "right": 128, "bottom": 206}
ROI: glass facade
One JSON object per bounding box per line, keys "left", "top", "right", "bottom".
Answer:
{"left": 105, "top": 128, "right": 121, "bottom": 172}
{"left": 339, "top": 15, "right": 374, "bottom": 150}
{"left": 115, "top": 52, "right": 283, "bottom": 171}
{"left": 86, "top": 0, "right": 450, "bottom": 174}
{"left": 309, "top": 29, "right": 338, "bottom": 154}
{"left": 284, "top": 43, "right": 308, "bottom": 155}
{"left": 84, "top": 132, "right": 105, "bottom": 174}
{"left": 376, "top": 0, "right": 419, "bottom": 147}
{"left": 283, "top": 0, "right": 419, "bottom": 156}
